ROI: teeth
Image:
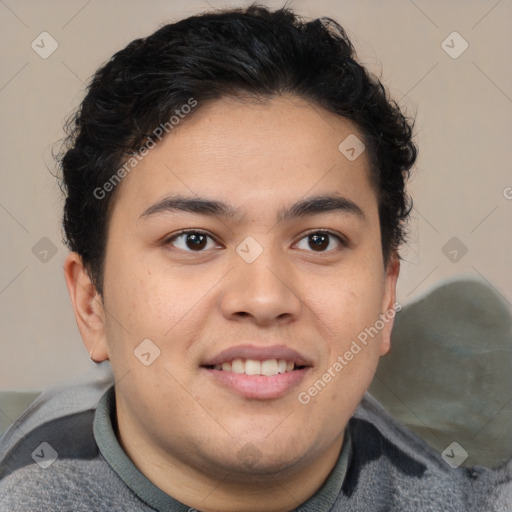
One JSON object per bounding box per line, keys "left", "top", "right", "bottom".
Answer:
{"left": 261, "top": 359, "right": 279, "bottom": 376}
{"left": 245, "top": 359, "right": 261, "bottom": 375}
{"left": 213, "top": 358, "right": 296, "bottom": 376}
{"left": 231, "top": 358, "right": 245, "bottom": 374}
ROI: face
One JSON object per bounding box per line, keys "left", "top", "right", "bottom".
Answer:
{"left": 67, "top": 95, "right": 398, "bottom": 491}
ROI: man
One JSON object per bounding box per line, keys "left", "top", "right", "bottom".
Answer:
{"left": 0, "top": 4, "right": 510, "bottom": 511}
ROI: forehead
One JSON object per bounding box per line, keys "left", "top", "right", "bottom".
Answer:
{"left": 111, "top": 95, "right": 376, "bottom": 221}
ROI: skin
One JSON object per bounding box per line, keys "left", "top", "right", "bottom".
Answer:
{"left": 64, "top": 95, "right": 399, "bottom": 512}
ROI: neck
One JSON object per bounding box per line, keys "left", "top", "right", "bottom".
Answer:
{"left": 116, "top": 406, "right": 345, "bottom": 512}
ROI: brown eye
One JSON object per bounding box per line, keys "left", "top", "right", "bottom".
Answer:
{"left": 308, "top": 233, "right": 329, "bottom": 251}
{"left": 295, "top": 231, "right": 345, "bottom": 253}
{"left": 166, "top": 231, "right": 219, "bottom": 252}
{"left": 184, "top": 233, "right": 207, "bottom": 250}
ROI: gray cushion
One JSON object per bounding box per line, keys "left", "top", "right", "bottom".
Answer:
{"left": 370, "top": 279, "right": 512, "bottom": 468}
{"left": 0, "top": 392, "right": 41, "bottom": 436}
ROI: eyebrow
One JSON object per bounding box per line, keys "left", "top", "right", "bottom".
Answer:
{"left": 140, "top": 193, "right": 366, "bottom": 223}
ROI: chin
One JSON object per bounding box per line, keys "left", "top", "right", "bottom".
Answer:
{"left": 219, "top": 454, "right": 307, "bottom": 482}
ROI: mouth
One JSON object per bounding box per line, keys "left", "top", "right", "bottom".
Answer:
{"left": 200, "top": 345, "right": 313, "bottom": 400}
{"left": 203, "top": 358, "right": 306, "bottom": 376}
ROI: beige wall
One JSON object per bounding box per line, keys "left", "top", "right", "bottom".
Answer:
{"left": 1, "top": 0, "right": 511, "bottom": 390}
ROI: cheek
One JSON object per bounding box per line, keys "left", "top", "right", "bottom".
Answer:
{"left": 105, "top": 257, "right": 186, "bottom": 331}
{"left": 103, "top": 265, "right": 199, "bottom": 411}
{"left": 103, "top": 259, "right": 216, "bottom": 369}
{"left": 305, "top": 263, "right": 385, "bottom": 337}
{"left": 300, "top": 273, "right": 385, "bottom": 429}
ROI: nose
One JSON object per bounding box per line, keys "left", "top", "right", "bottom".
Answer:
{"left": 219, "top": 245, "right": 302, "bottom": 326}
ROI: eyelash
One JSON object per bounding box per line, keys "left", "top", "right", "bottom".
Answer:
{"left": 164, "top": 229, "right": 347, "bottom": 253}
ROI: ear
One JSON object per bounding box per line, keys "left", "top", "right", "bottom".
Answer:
{"left": 379, "top": 255, "right": 400, "bottom": 356}
{"left": 63, "top": 252, "right": 109, "bottom": 363}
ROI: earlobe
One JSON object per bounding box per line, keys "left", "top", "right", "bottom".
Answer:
{"left": 63, "top": 252, "right": 109, "bottom": 362}
{"left": 379, "top": 255, "right": 400, "bottom": 356}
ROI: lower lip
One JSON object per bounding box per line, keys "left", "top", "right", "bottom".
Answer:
{"left": 201, "top": 368, "right": 310, "bottom": 400}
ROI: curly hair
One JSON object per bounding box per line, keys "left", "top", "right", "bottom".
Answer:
{"left": 58, "top": 3, "right": 417, "bottom": 295}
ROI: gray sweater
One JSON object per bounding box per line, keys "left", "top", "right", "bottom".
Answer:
{"left": 0, "top": 375, "right": 511, "bottom": 511}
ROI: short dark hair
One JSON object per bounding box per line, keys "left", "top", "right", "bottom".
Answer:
{"left": 58, "top": 3, "right": 417, "bottom": 295}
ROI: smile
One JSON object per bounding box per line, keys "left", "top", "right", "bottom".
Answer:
{"left": 206, "top": 358, "right": 301, "bottom": 376}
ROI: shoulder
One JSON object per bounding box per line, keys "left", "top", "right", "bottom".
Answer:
{"left": 344, "top": 393, "right": 512, "bottom": 511}
{"left": 0, "top": 362, "right": 113, "bottom": 463}
{"left": 0, "top": 456, "right": 153, "bottom": 511}
{"left": 0, "top": 364, "right": 146, "bottom": 511}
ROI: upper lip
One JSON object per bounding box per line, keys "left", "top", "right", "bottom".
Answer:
{"left": 201, "top": 344, "right": 313, "bottom": 367}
